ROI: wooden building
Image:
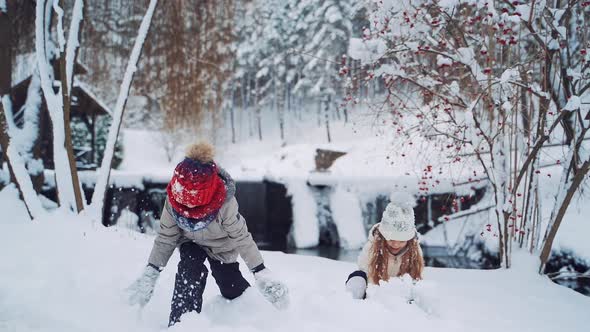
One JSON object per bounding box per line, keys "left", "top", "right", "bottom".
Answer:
{"left": 8, "top": 58, "right": 111, "bottom": 170}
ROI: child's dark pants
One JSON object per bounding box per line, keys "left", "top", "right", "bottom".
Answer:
{"left": 169, "top": 242, "right": 251, "bottom": 326}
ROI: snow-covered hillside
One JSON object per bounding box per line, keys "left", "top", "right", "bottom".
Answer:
{"left": 1, "top": 186, "right": 589, "bottom": 332}
{"left": 120, "top": 106, "right": 481, "bottom": 191}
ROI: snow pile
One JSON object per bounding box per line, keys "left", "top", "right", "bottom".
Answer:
{"left": 1, "top": 186, "right": 590, "bottom": 332}
{"left": 117, "top": 207, "right": 141, "bottom": 233}
{"left": 0, "top": 184, "right": 31, "bottom": 222}
{"left": 284, "top": 179, "right": 319, "bottom": 248}
{"left": 330, "top": 186, "right": 366, "bottom": 249}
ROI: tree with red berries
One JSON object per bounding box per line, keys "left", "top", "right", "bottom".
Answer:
{"left": 350, "top": 0, "right": 589, "bottom": 271}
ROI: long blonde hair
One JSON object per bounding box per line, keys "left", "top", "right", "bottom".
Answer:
{"left": 368, "top": 226, "right": 424, "bottom": 284}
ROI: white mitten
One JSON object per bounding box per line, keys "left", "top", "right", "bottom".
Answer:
{"left": 254, "top": 268, "right": 290, "bottom": 310}
{"left": 346, "top": 275, "right": 367, "bottom": 299}
{"left": 127, "top": 265, "right": 160, "bottom": 307}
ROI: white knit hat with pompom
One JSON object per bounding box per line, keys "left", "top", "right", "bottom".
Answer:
{"left": 378, "top": 192, "right": 417, "bottom": 241}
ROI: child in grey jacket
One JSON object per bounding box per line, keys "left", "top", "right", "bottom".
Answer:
{"left": 127, "top": 143, "right": 289, "bottom": 326}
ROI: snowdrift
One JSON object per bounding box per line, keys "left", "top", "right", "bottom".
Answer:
{"left": 1, "top": 186, "right": 589, "bottom": 332}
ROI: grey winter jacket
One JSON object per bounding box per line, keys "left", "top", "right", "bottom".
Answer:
{"left": 147, "top": 172, "right": 264, "bottom": 271}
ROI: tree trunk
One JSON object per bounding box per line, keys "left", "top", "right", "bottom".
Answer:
{"left": 324, "top": 95, "right": 332, "bottom": 143}
{"left": 0, "top": 104, "right": 15, "bottom": 184}
{"left": 272, "top": 71, "right": 285, "bottom": 141}
{"left": 30, "top": 98, "right": 45, "bottom": 194}
{"left": 317, "top": 98, "right": 322, "bottom": 127}
{"left": 278, "top": 80, "right": 285, "bottom": 142}
{"left": 241, "top": 73, "right": 252, "bottom": 138}
{"left": 90, "top": 113, "right": 96, "bottom": 166}
{"left": 230, "top": 82, "right": 236, "bottom": 144}
{"left": 255, "top": 78, "right": 262, "bottom": 141}
{"left": 58, "top": 0, "right": 84, "bottom": 212}
{"left": 286, "top": 80, "right": 291, "bottom": 115}
{"left": 343, "top": 105, "right": 348, "bottom": 123}
{"left": 0, "top": 7, "right": 16, "bottom": 185}
{"left": 520, "top": 72, "right": 530, "bottom": 137}
{"left": 539, "top": 160, "right": 590, "bottom": 273}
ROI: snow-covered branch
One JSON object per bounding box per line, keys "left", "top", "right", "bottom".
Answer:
{"left": 52, "top": 0, "right": 66, "bottom": 52}
{"left": 35, "top": 0, "right": 79, "bottom": 211}
{"left": 65, "top": 0, "right": 84, "bottom": 91}
{"left": 1, "top": 97, "right": 44, "bottom": 219}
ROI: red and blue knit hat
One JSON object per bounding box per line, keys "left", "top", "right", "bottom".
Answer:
{"left": 166, "top": 143, "right": 226, "bottom": 232}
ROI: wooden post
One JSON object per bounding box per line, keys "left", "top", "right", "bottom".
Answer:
{"left": 90, "top": 112, "right": 96, "bottom": 166}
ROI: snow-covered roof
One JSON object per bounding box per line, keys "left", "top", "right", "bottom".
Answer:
{"left": 12, "top": 53, "right": 36, "bottom": 85}
{"left": 12, "top": 53, "right": 91, "bottom": 87}
{"left": 75, "top": 81, "right": 112, "bottom": 116}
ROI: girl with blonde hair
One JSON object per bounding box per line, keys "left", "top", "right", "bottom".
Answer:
{"left": 346, "top": 202, "right": 424, "bottom": 299}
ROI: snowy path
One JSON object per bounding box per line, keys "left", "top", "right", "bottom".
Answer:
{"left": 1, "top": 189, "right": 589, "bottom": 332}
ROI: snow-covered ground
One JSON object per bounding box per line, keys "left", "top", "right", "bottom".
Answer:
{"left": 1, "top": 186, "right": 589, "bottom": 332}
